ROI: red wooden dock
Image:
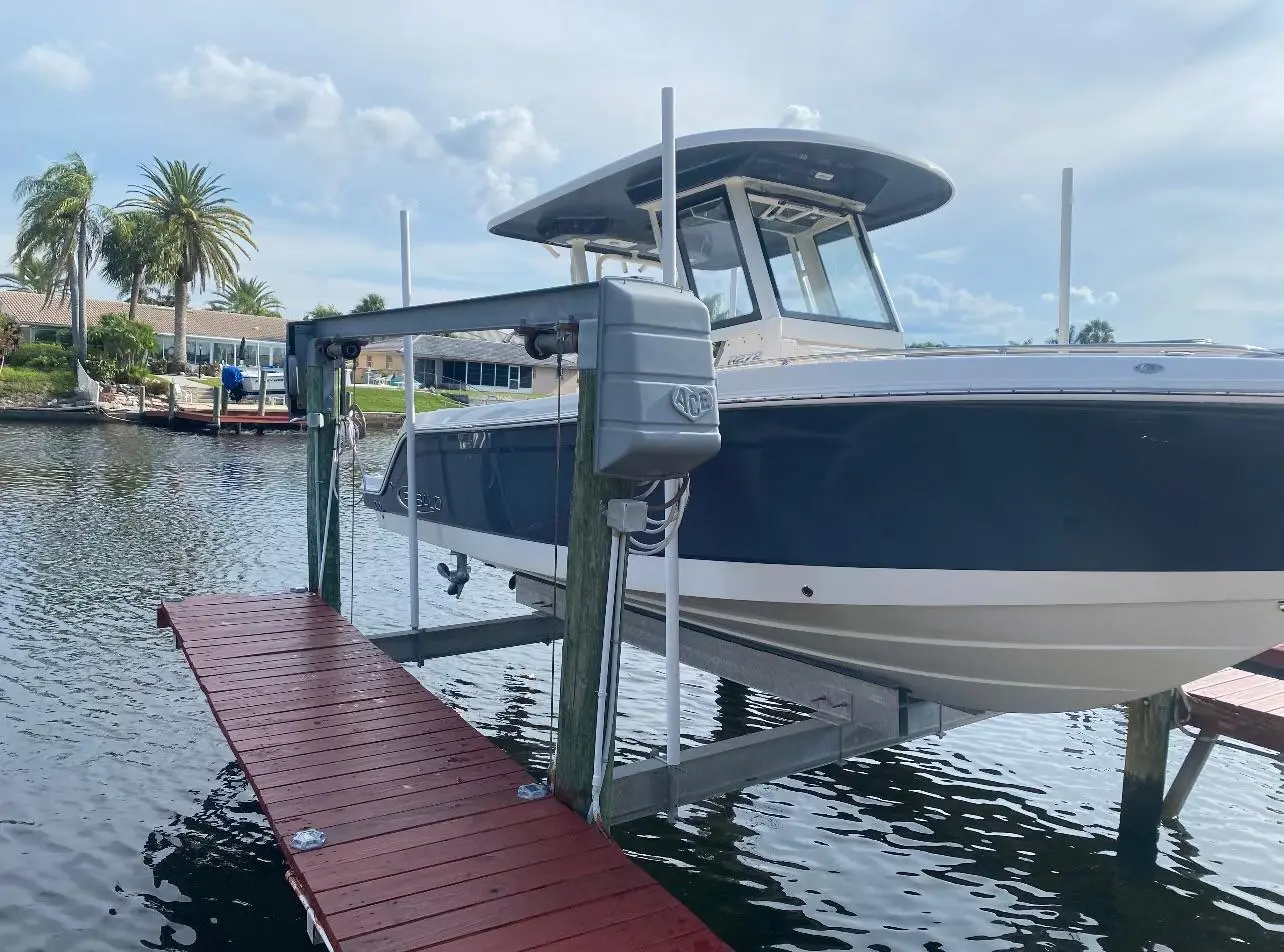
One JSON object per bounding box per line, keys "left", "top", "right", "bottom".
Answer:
{"left": 1184, "top": 644, "right": 1284, "bottom": 753}
{"left": 159, "top": 592, "right": 731, "bottom": 952}
{"left": 142, "top": 407, "right": 305, "bottom": 433}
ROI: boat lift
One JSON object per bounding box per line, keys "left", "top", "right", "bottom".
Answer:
{"left": 285, "top": 87, "right": 992, "bottom": 826}
{"left": 366, "top": 575, "right": 990, "bottom": 823}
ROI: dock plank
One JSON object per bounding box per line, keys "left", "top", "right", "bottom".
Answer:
{"left": 160, "top": 592, "right": 730, "bottom": 952}
{"left": 1185, "top": 644, "right": 1284, "bottom": 754}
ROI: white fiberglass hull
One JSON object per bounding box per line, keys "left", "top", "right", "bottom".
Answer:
{"left": 375, "top": 513, "right": 1284, "bottom": 714}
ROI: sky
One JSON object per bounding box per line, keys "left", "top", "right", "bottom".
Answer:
{"left": 4, "top": 0, "right": 1283, "bottom": 346}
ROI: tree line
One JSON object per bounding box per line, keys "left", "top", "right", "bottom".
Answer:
{"left": 2, "top": 152, "right": 392, "bottom": 375}
{"left": 908, "top": 319, "right": 1117, "bottom": 349}
{"left": 4, "top": 153, "right": 255, "bottom": 372}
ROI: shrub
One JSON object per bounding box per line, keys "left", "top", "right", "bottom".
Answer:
{"left": 87, "top": 312, "right": 159, "bottom": 366}
{"left": 0, "top": 313, "right": 19, "bottom": 368}
{"left": 83, "top": 354, "right": 118, "bottom": 384}
{"left": 0, "top": 366, "right": 77, "bottom": 398}
{"left": 114, "top": 364, "right": 149, "bottom": 386}
{"left": 145, "top": 377, "right": 172, "bottom": 397}
{"left": 147, "top": 354, "right": 168, "bottom": 374}
{"left": 8, "top": 341, "right": 72, "bottom": 371}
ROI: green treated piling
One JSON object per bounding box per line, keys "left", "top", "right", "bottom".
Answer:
{"left": 552, "top": 370, "right": 632, "bottom": 823}
{"left": 306, "top": 364, "right": 341, "bottom": 608}
{"left": 1117, "top": 689, "right": 1175, "bottom": 860}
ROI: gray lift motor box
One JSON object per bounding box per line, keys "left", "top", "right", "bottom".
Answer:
{"left": 579, "top": 277, "right": 721, "bottom": 480}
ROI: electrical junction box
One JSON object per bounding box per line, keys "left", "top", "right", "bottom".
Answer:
{"left": 581, "top": 278, "right": 721, "bottom": 480}
{"left": 606, "top": 498, "right": 649, "bottom": 533}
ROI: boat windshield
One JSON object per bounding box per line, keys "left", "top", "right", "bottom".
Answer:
{"left": 747, "top": 192, "right": 895, "bottom": 329}
{"left": 675, "top": 193, "right": 758, "bottom": 328}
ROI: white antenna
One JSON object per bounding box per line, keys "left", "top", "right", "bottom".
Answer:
{"left": 660, "top": 85, "right": 682, "bottom": 777}
{"left": 400, "top": 208, "right": 419, "bottom": 631}
{"left": 1057, "top": 167, "right": 1073, "bottom": 345}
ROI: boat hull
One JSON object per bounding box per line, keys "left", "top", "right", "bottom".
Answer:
{"left": 373, "top": 511, "right": 1284, "bottom": 713}
{"left": 365, "top": 374, "right": 1284, "bottom": 713}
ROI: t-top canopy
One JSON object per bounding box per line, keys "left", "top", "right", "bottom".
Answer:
{"left": 488, "top": 128, "right": 954, "bottom": 260}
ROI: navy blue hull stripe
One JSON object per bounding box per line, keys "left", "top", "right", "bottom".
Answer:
{"left": 368, "top": 400, "right": 1284, "bottom": 573}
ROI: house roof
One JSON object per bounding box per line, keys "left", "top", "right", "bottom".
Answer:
{"left": 366, "top": 333, "right": 579, "bottom": 367}
{"left": 0, "top": 290, "right": 288, "bottom": 343}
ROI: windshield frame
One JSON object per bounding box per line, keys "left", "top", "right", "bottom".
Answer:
{"left": 747, "top": 190, "right": 900, "bottom": 331}
{"left": 672, "top": 187, "right": 761, "bottom": 331}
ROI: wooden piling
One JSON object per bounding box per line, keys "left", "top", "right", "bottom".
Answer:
{"left": 211, "top": 383, "right": 222, "bottom": 432}
{"left": 1162, "top": 728, "right": 1218, "bottom": 820}
{"left": 305, "top": 364, "right": 341, "bottom": 609}
{"left": 137, "top": 384, "right": 146, "bottom": 416}
{"left": 257, "top": 366, "right": 268, "bottom": 416}
{"left": 552, "top": 369, "right": 632, "bottom": 823}
{"left": 167, "top": 381, "right": 176, "bottom": 426}
{"left": 1117, "top": 689, "right": 1175, "bottom": 859}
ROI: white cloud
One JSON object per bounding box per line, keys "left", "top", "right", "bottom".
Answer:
{"left": 352, "top": 106, "right": 430, "bottom": 155}
{"left": 778, "top": 104, "right": 821, "bottom": 130}
{"left": 227, "top": 217, "right": 567, "bottom": 319}
{"left": 1040, "top": 286, "right": 1119, "bottom": 306}
{"left": 159, "top": 46, "right": 343, "bottom": 138}
{"left": 380, "top": 193, "right": 419, "bottom": 216}
{"left": 12, "top": 44, "right": 92, "bottom": 91}
{"left": 295, "top": 198, "right": 342, "bottom": 218}
{"left": 917, "top": 246, "right": 966, "bottom": 265}
{"left": 435, "top": 107, "right": 557, "bottom": 167}
{"left": 17, "top": 7, "right": 1284, "bottom": 348}
{"left": 892, "top": 273, "right": 1030, "bottom": 343}
{"left": 474, "top": 168, "right": 538, "bottom": 221}
{"left": 431, "top": 107, "right": 556, "bottom": 219}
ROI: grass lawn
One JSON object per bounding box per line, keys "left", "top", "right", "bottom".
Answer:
{"left": 352, "top": 386, "right": 457, "bottom": 413}
{"left": 0, "top": 366, "right": 77, "bottom": 402}
{"left": 184, "top": 377, "right": 458, "bottom": 413}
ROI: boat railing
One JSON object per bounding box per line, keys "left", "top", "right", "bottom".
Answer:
{"left": 762, "top": 339, "right": 1282, "bottom": 368}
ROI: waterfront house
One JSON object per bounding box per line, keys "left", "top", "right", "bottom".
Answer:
{"left": 0, "top": 290, "right": 288, "bottom": 366}
{"left": 360, "top": 334, "right": 578, "bottom": 395}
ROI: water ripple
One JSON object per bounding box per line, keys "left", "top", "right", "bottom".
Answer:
{"left": 0, "top": 422, "right": 1280, "bottom": 951}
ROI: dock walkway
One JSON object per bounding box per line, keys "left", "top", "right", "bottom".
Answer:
{"left": 159, "top": 592, "right": 730, "bottom": 952}
{"left": 1184, "top": 645, "right": 1284, "bottom": 753}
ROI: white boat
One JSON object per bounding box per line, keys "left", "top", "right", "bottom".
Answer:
{"left": 362, "top": 128, "right": 1284, "bottom": 714}
{"left": 235, "top": 365, "right": 286, "bottom": 397}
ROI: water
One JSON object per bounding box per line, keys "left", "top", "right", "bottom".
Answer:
{"left": 0, "top": 422, "right": 1280, "bottom": 952}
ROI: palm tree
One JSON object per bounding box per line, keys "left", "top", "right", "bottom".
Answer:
{"left": 305, "top": 304, "right": 343, "bottom": 320}
{"left": 100, "top": 210, "right": 171, "bottom": 321}
{"left": 1074, "top": 319, "right": 1115, "bottom": 344}
{"left": 124, "top": 159, "right": 255, "bottom": 371}
{"left": 352, "top": 292, "right": 386, "bottom": 313}
{"left": 0, "top": 251, "right": 62, "bottom": 295}
{"left": 209, "top": 276, "right": 283, "bottom": 316}
{"left": 12, "top": 152, "right": 107, "bottom": 362}
{"left": 1046, "top": 320, "right": 1118, "bottom": 345}
{"left": 137, "top": 285, "right": 176, "bottom": 308}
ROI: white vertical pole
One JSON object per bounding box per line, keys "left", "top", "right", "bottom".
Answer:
{"left": 569, "top": 239, "right": 590, "bottom": 285}
{"left": 1057, "top": 167, "right": 1073, "bottom": 346}
{"left": 400, "top": 208, "right": 419, "bottom": 630}
{"left": 661, "top": 86, "right": 681, "bottom": 769}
